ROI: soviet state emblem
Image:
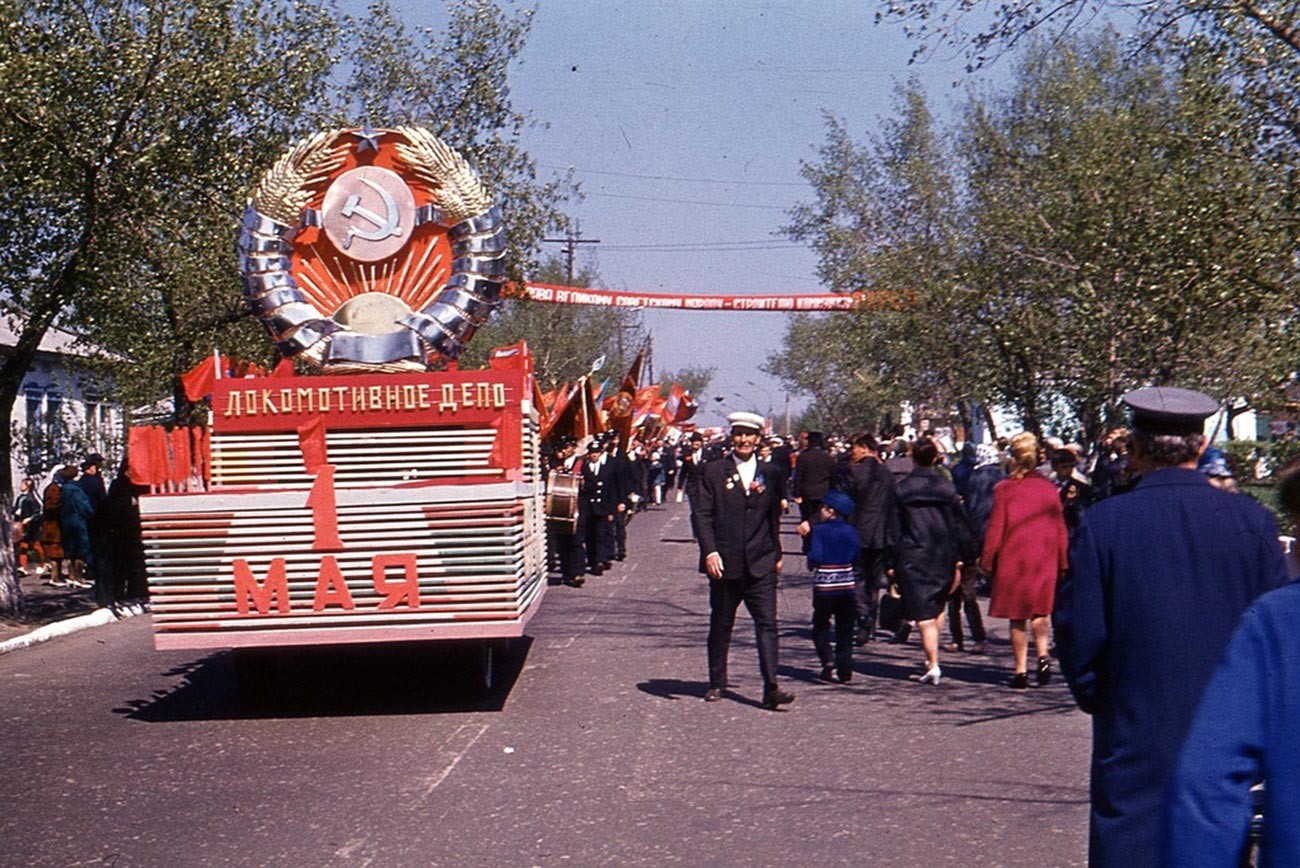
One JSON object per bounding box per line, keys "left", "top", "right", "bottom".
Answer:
{"left": 239, "top": 127, "right": 506, "bottom": 370}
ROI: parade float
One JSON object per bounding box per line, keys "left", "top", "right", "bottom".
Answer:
{"left": 137, "top": 126, "right": 544, "bottom": 694}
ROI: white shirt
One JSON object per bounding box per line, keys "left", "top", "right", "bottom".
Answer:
{"left": 734, "top": 454, "right": 757, "bottom": 490}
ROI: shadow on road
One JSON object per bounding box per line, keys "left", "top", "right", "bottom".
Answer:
{"left": 636, "top": 677, "right": 709, "bottom": 701}
{"left": 113, "top": 638, "right": 533, "bottom": 722}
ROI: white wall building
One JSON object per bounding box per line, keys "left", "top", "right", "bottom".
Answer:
{"left": 0, "top": 320, "right": 124, "bottom": 487}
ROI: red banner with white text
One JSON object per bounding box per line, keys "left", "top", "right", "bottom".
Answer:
{"left": 520, "top": 282, "right": 905, "bottom": 312}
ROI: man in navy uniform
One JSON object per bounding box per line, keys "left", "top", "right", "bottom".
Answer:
{"left": 695, "top": 411, "right": 794, "bottom": 710}
{"left": 581, "top": 436, "right": 617, "bottom": 576}
{"left": 1053, "top": 386, "right": 1288, "bottom": 868}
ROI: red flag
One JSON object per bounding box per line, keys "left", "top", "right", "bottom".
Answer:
{"left": 126, "top": 426, "right": 160, "bottom": 486}
{"left": 532, "top": 378, "right": 551, "bottom": 431}
{"left": 180, "top": 357, "right": 218, "bottom": 402}
{"left": 583, "top": 378, "right": 606, "bottom": 436}
{"left": 662, "top": 382, "right": 686, "bottom": 424}
{"left": 488, "top": 340, "right": 533, "bottom": 374}
{"left": 149, "top": 427, "right": 171, "bottom": 488}
{"left": 540, "top": 382, "right": 576, "bottom": 441}
{"left": 181, "top": 353, "right": 269, "bottom": 400}
{"left": 169, "top": 427, "right": 192, "bottom": 487}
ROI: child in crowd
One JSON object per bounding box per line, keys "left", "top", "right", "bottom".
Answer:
{"left": 807, "top": 490, "right": 862, "bottom": 683}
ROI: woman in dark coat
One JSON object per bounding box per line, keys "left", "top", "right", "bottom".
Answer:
{"left": 59, "top": 465, "right": 95, "bottom": 588}
{"left": 890, "top": 438, "right": 968, "bottom": 685}
{"left": 981, "top": 433, "right": 1069, "bottom": 689}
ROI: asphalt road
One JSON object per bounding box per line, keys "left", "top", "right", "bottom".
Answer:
{"left": 0, "top": 502, "right": 1091, "bottom": 867}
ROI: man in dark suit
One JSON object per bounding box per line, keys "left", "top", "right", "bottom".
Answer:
{"left": 695, "top": 411, "right": 794, "bottom": 710}
{"left": 840, "top": 432, "right": 899, "bottom": 643}
{"left": 793, "top": 431, "right": 836, "bottom": 554}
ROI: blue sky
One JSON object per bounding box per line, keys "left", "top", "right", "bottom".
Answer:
{"left": 350, "top": 1, "right": 1003, "bottom": 428}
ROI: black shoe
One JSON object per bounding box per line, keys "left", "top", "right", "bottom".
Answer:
{"left": 761, "top": 687, "right": 795, "bottom": 710}
{"left": 570, "top": 576, "right": 585, "bottom": 588}
{"left": 837, "top": 672, "right": 853, "bottom": 684}
{"left": 704, "top": 687, "right": 723, "bottom": 702}
{"left": 1037, "top": 656, "right": 1052, "bottom": 685}
{"left": 1010, "top": 672, "right": 1029, "bottom": 690}
{"left": 819, "top": 665, "right": 835, "bottom": 682}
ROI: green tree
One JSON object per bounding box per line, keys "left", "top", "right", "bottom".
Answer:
{"left": 658, "top": 365, "right": 715, "bottom": 398}
{"left": 960, "top": 33, "right": 1295, "bottom": 438}
{"left": 776, "top": 87, "right": 989, "bottom": 436}
{"left": 0, "top": 0, "right": 337, "bottom": 614}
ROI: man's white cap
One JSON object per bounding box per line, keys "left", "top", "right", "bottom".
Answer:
{"left": 727, "top": 411, "right": 766, "bottom": 433}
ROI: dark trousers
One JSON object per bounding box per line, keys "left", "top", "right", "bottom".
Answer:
{"left": 586, "top": 513, "right": 614, "bottom": 570}
{"left": 798, "top": 498, "right": 823, "bottom": 553}
{"left": 614, "top": 508, "right": 627, "bottom": 559}
{"left": 557, "top": 521, "right": 586, "bottom": 581}
{"left": 946, "top": 563, "right": 987, "bottom": 646}
{"left": 854, "top": 547, "right": 888, "bottom": 634}
{"left": 707, "top": 570, "right": 779, "bottom": 692}
{"left": 812, "top": 591, "right": 856, "bottom": 677}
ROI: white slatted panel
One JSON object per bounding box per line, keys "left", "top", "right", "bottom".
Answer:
{"left": 143, "top": 396, "right": 546, "bottom": 650}
{"left": 210, "top": 427, "right": 501, "bottom": 489}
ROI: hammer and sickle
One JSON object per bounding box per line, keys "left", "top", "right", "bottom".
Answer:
{"left": 340, "top": 177, "right": 404, "bottom": 250}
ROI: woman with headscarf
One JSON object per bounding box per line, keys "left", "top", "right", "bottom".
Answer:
{"left": 890, "top": 437, "right": 969, "bottom": 685}
{"left": 980, "top": 432, "right": 1069, "bottom": 689}
{"left": 39, "top": 467, "right": 66, "bottom": 586}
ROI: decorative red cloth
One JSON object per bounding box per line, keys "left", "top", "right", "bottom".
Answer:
{"left": 981, "top": 474, "right": 1069, "bottom": 619}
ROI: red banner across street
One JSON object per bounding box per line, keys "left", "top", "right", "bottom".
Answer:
{"left": 521, "top": 281, "right": 902, "bottom": 312}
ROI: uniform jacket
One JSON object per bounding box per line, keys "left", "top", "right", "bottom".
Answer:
{"left": 695, "top": 455, "right": 783, "bottom": 580}
{"left": 581, "top": 456, "right": 619, "bottom": 517}
{"left": 793, "top": 446, "right": 836, "bottom": 501}
{"left": 1162, "top": 580, "right": 1300, "bottom": 867}
{"left": 840, "top": 457, "right": 899, "bottom": 551}
{"left": 1053, "top": 467, "right": 1288, "bottom": 868}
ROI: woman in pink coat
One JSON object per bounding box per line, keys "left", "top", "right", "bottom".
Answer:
{"left": 980, "top": 432, "right": 1069, "bottom": 689}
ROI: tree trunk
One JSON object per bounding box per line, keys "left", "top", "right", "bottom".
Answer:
{"left": 0, "top": 501, "right": 21, "bottom": 618}
{"left": 981, "top": 403, "right": 999, "bottom": 442}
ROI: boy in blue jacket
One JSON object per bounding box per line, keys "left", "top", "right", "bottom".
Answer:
{"left": 808, "top": 490, "right": 862, "bottom": 683}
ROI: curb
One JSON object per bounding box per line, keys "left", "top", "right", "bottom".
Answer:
{"left": 0, "top": 602, "right": 146, "bottom": 657}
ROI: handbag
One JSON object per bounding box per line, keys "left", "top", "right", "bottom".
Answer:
{"left": 878, "top": 591, "right": 905, "bottom": 634}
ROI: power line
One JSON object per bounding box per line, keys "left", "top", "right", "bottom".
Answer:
{"left": 599, "top": 243, "right": 802, "bottom": 253}
{"left": 582, "top": 190, "right": 790, "bottom": 210}
{"left": 540, "top": 162, "right": 807, "bottom": 188}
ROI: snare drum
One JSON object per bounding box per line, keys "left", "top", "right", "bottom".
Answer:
{"left": 545, "top": 470, "right": 581, "bottom": 531}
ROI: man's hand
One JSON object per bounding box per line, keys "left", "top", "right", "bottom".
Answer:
{"left": 775, "top": 558, "right": 783, "bottom": 575}
{"left": 796, "top": 520, "right": 811, "bottom": 537}
{"left": 705, "top": 552, "right": 724, "bottom": 579}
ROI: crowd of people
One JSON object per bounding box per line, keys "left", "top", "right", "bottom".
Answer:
{"left": 539, "top": 384, "right": 1300, "bottom": 865}
{"left": 10, "top": 453, "right": 148, "bottom": 611}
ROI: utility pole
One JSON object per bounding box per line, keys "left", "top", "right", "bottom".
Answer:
{"left": 542, "top": 226, "right": 601, "bottom": 283}
{"left": 644, "top": 333, "right": 653, "bottom": 387}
